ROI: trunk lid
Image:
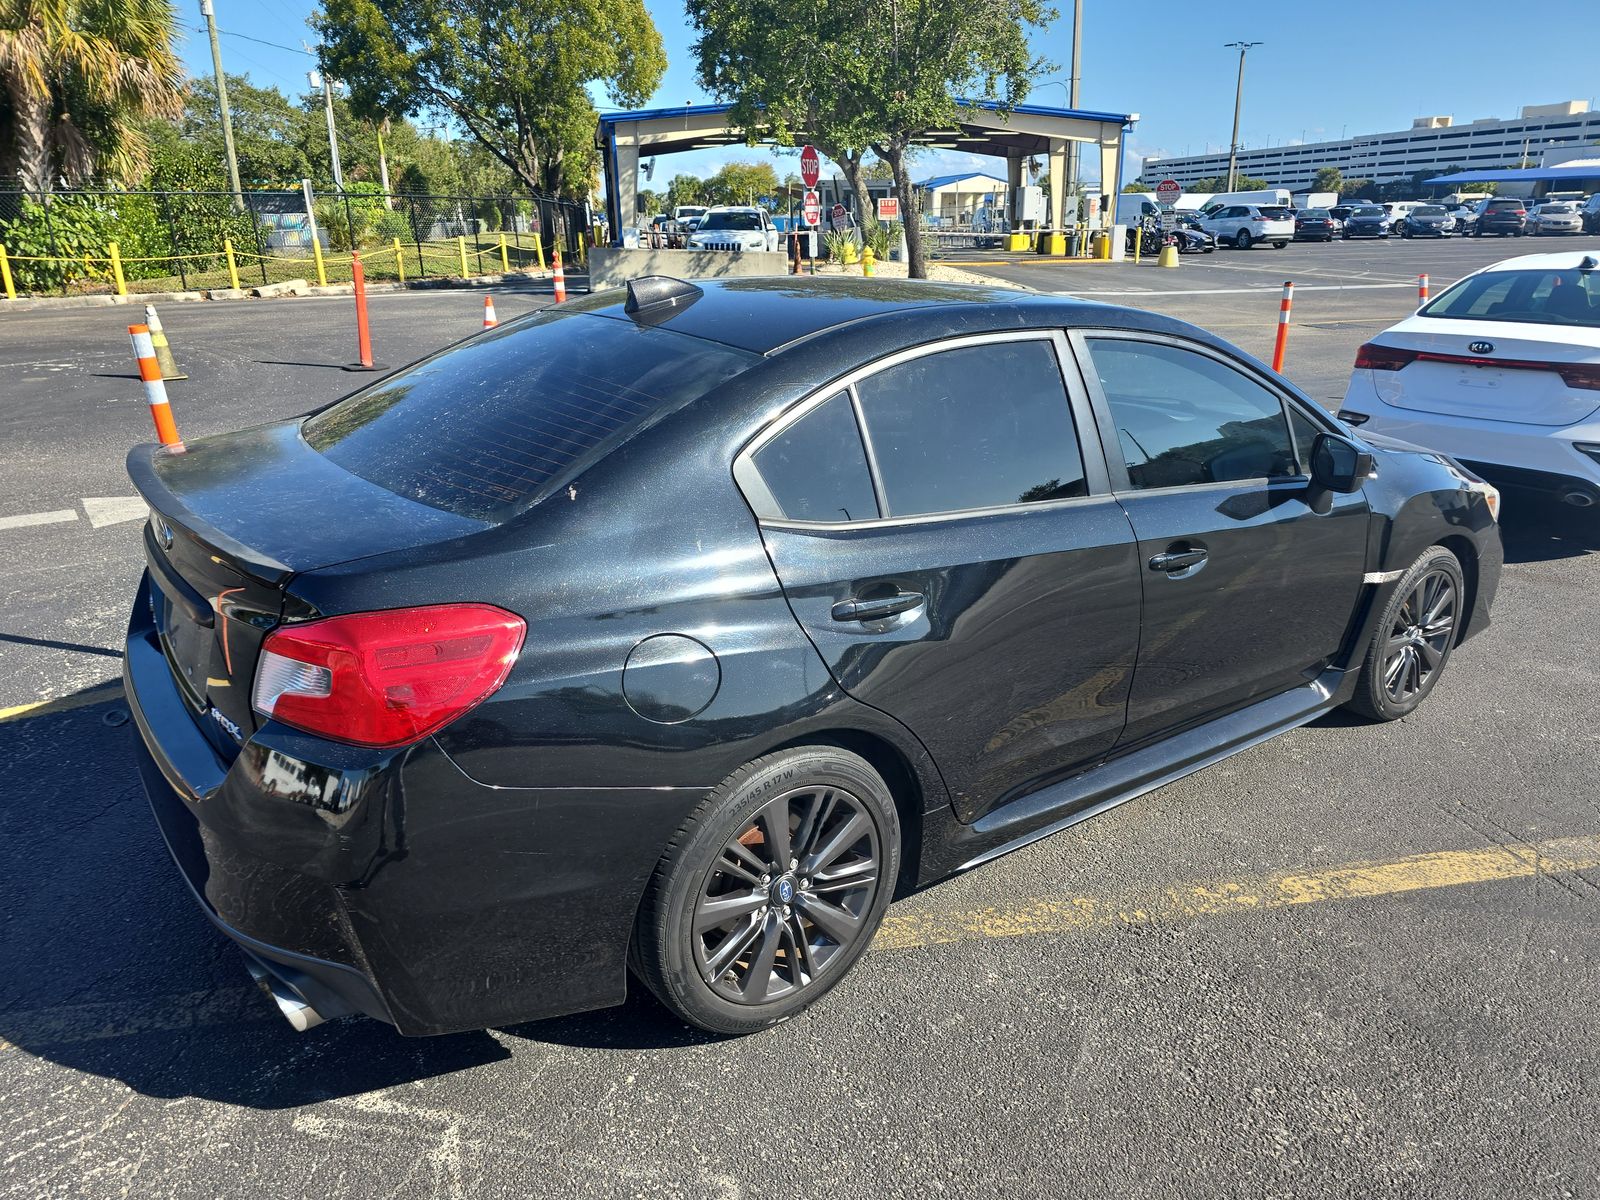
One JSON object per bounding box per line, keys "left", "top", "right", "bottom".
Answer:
{"left": 1370, "top": 320, "right": 1600, "bottom": 426}
{"left": 129, "top": 421, "right": 488, "bottom": 754}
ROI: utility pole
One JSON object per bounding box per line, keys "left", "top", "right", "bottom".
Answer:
{"left": 309, "top": 68, "right": 344, "bottom": 188}
{"left": 1065, "top": 0, "right": 1083, "bottom": 222}
{"left": 1224, "top": 41, "right": 1262, "bottom": 193}
{"left": 199, "top": 0, "right": 243, "bottom": 209}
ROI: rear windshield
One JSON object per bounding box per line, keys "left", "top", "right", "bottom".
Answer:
{"left": 701, "top": 212, "right": 763, "bottom": 231}
{"left": 1353, "top": 206, "right": 1384, "bottom": 216}
{"left": 1259, "top": 207, "right": 1293, "bottom": 219}
{"left": 1487, "top": 199, "right": 1526, "bottom": 210}
{"left": 1419, "top": 268, "right": 1600, "bottom": 328}
{"left": 304, "top": 313, "right": 756, "bottom": 522}
{"left": 1301, "top": 209, "right": 1330, "bottom": 218}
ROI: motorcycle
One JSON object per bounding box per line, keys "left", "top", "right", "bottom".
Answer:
{"left": 1129, "top": 213, "right": 1217, "bottom": 256}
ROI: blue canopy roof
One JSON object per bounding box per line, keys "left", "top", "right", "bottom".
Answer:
{"left": 917, "top": 171, "right": 1007, "bottom": 190}
{"left": 1423, "top": 164, "right": 1600, "bottom": 185}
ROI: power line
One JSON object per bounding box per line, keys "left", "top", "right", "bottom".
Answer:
{"left": 186, "top": 23, "right": 314, "bottom": 56}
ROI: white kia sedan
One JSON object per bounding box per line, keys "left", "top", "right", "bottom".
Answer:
{"left": 1339, "top": 251, "right": 1600, "bottom": 509}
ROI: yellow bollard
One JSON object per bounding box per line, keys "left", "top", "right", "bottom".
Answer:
{"left": 311, "top": 236, "right": 327, "bottom": 287}
{"left": 498, "top": 232, "right": 510, "bottom": 273}
{"left": 393, "top": 237, "right": 405, "bottom": 284}
{"left": 223, "top": 237, "right": 240, "bottom": 291}
{"left": 0, "top": 244, "right": 13, "bottom": 300}
{"left": 1133, "top": 228, "right": 1142, "bottom": 267}
{"left": 456, "top": 235, "right": 469, "bottom": 278}
{"left": 1158, "top": 243, "right": 1180, "bottom": 269}
{"left": 108, "top": 241, "right": 128, "bottom": 296}
{"left": 533, "top": 232, "right": 546, "bottom": 271}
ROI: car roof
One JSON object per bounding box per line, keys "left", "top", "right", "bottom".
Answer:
{"left": 1472, "top": 250, "right": 1600, "bottom": 272}
{"left": 567, "top": 276, "right": 1192, "bottom": 357}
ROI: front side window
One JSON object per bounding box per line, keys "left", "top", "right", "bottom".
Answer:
{"left": 1085, "top": 339, "right": 1298, "bottom": 490}
{"left": 854, "top": 340, "right": 1087, "bottom": 517}
{"left": 751, "top": 392, "right": 879, "bottom": 523}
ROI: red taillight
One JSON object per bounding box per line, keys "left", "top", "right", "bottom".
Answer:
{"left": 1353, "top": 343, "right": 1600, "bottom": 391}
{"left": 1354, "top": 342, "right": 1417, "bottom": 371}
{"left": 253, "top": 604, "right": 526, "bottom": 747}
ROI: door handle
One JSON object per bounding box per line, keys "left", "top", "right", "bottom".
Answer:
{"left": 831, "top": 592, "right": 925, "bottom": 622}
{"left": 1148, "top": 548, "right": 1208, "bottom": 574}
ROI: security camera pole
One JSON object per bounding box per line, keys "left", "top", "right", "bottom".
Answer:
{"left": 199, "top": 0, "right": 243, "bottom": 209}
{"left": 1224, "top": 41, "right": 1262, "bottom": 193}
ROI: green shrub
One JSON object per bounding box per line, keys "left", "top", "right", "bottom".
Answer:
{"left": 0, "top": 197, "right": 118, "bottom": 293}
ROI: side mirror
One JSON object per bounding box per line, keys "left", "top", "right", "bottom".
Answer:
{"left": 1306, "top": 432, "right": 1374, "bottom": 514}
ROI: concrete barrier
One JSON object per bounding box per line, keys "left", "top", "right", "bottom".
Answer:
{"left": 588, "top": 247, "right": 791, "bottom": 292}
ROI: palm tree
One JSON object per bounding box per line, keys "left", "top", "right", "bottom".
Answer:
{"left": 0, "top": 0, "right": 184, "bottom": 193}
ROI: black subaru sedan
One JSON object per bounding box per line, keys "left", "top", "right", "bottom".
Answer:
{"left": 124, "top": 276, "right": 1502, "bottom": 1038}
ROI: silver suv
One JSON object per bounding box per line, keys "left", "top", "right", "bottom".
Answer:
{"left": 1198, "top": 204, "right": 1295, "bottom": 250}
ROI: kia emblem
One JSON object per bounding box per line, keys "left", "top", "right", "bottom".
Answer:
{"left": 1468, "top": 341, "right": 1494, "bottom": 355}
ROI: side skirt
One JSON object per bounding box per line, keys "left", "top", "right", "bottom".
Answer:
{"left": 917, "top": 668, "right": 1349, "bottom": 882}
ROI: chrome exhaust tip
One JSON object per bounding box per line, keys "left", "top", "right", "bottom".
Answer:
{"left": 245, "top": 959, "right": 327, "bottom": 1032}
{"left": 1561, "top": 490, "right": 1596, "bottom": 509}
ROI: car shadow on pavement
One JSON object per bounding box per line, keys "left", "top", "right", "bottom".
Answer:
{"left": 1497, "top": 499, "right": 1600, "bottom": 564}
{"left": 0, "top": 685, "right": 514, "bottom": 1109}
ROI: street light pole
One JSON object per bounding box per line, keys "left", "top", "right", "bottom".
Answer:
{"left": 199, "top": 0, "right": 243, "bottom": 209}
{"left": 309, "top": 68, "right": 344, "bottom": 189}
{"left": 1065, "top": 0, "right": 1083, "bottom": 219}
{"left": 1224, "top": 41, "right": 1262, "bottom": 193}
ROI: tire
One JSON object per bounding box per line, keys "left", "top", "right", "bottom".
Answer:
{"left": 1273, "top": 241, "right": 1287, "bottom": 249}
{"left": 1235, "top": 229, "right": 1252, "bottom": 250}
{"left": 632, "top": 746, "right": 900, "bottom": 1036}
{"left": 1345, "top": 546, "right": 1466, "bottom": 722}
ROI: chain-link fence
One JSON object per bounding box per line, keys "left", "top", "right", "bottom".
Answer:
{"left": 0, "top": 187, "right": 593, "bottom": 299}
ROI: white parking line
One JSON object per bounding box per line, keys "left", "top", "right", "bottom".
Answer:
{"left": 0, "top": 509, "right": 78, "bottom": 531}
{"left": 82, "top": 496, "right": 148, "bottom": 528}
{"left": 1057, "top": 283, "right": 1416, "bottom": 297}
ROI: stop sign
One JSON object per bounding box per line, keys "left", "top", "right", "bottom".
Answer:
{"left": 802, "top": 188, "right": 821, "bottom": 226}
{"left": 1155, "top": 178, "right": 1181, "bottom": 207}
{"left": 800, "top": 145, "right": 820, "bottom": 189}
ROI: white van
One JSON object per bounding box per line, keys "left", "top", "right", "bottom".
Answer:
{"left": 1294, "top": 192, "right": 1337, "bottom": 210}
{"left": 1116, "top": 195, "right": 1163, "bottom": 227}
{"left": 1197, "top": 188, "right": 1293, "bottom": 215}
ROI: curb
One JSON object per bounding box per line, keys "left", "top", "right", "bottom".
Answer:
{"left": 0, "top": 269, "right": 563, "bottom": 313}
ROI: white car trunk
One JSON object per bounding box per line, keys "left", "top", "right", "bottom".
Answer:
{"left": 1372, "top": 318, "right": 1600, "bottom": 427}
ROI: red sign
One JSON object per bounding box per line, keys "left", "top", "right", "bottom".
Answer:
{"left": 1155, "top": 178, "right": 1182, "bottom": 206}
{"left": 876, "top": 196, "right": 900, "bottom": 221}
{"left": 800, "top": 145, "right": 821, "bottom": 189}
{"left": 802, "top": 188, "right": 821, "bottom": 226}
{"left": 832, "top": 202, "right": 847, "bottom": 220}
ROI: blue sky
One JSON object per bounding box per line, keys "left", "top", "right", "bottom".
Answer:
{"left": 178, "top": 1, "right": 1599, "bottom": 185}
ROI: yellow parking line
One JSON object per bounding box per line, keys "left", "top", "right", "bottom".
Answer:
{"left": 873, "top": 835, "right": 1600, "bottom": 951}
{"left": 0, "top": 683, "right": 124, "bottom": 723}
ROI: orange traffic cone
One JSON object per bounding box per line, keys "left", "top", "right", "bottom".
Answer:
{"left": 483, "top": 295, "right": 498, "bottom": 328}
{"left": 552, "top": 249, "right": 566, "bottom": 304}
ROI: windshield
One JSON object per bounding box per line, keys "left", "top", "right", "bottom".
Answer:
{"left": 1419, "top": 268, "right": 1600, "bottom": 329}
{"left": 1539, "top": 204, "right": 1576, "bottom": 214}
{"left": 305, "top": 313, "right": 757, "bottom": 522}
{"left": 700, "top": 212, "right": 764, "bottom": 231}
{"left": 1353, "top": 207, "right": 1384, "bottom": 217}
{"left": 1415, "top": 206, "right": 1445, "bottom": 216}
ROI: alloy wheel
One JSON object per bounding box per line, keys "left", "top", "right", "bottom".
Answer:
{"left": 1382, "top": 569, "right": 1457, "bottom": 704}
{"left": 693, "top": 785, "right": 882, "bottom": 1005}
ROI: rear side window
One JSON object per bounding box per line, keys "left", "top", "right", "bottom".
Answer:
{"left": 752, "top": 393, "right": 879, "bottom": 523}
{"left": 1085, "top": 339, "right": 1298, "bottom": 489}
{"left": 854, "top": 340, "right": 1086, "bottom": 516}
{"left": 305, "top": 313, "right": 755, "bottom": 522}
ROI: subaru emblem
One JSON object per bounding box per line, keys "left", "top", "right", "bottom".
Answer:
{"left": 776, "top": 877, "right": 795, "bottom": 904}
{"left": 1468, "top": 341, "right": 1494, "bottom": 355}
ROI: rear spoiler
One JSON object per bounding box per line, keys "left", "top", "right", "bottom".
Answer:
{"left": 126, "top": 442, "right": 295, "bottom": 587}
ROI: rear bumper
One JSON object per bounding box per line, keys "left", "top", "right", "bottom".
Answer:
{"left": 1340, "top": 373, "right": 1600, "bottom": 498}
{"left": 124, "top": 574, "right": 705, "bottom": 1035}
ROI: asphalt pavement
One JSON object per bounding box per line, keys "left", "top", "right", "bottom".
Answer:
{"left": 1, "top": 258, "right": 1598, "bottom": 1199}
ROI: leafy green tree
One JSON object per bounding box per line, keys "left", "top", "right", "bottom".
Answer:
{"left": 665, "top": 173, "right": 707, "bottom": 210}
{"left": 1312, "top": 166, "right": 1343, "bottom": 194}
{"left": 1122, "top": 180, "right": 1151, "bottom": 193}
{"left": 689, "top": 0, "right": 1050, "bottom": 277}
{"left": 1, "top": 0, "right": 185, "bottom": 192}
{"left": 706, "top": 159, "right": 778, "bottom": 205}
{"left": 1189, "top": 174, "right": 1269, "bottom": 193}
{"left": 170, "top": 74, "right": 311, "bottom": 186}
{"left": 1338, "top": 177, "right": 1374, "bottom": 198}
{"left": 314, "top": 0, "right": 666, "bottom": 200}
